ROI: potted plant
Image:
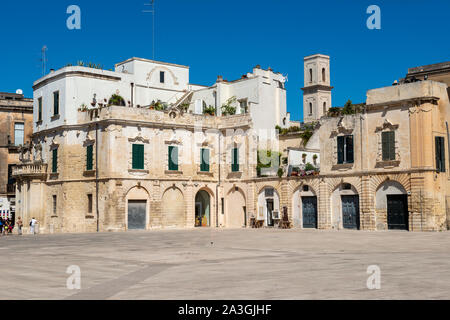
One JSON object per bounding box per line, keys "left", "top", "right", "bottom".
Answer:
{"left": 313, "top": 154, "right": 318, "bottom": 164}
{"left": 302, "top": 153, "right": 307, "bottom": 163}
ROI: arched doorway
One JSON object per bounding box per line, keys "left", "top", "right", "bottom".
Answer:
{"left": 126, "top": 186, "right": 150, "bottom": 230}
{"left": 376, "top": 180, "right": 408, "bottom": 230}
{"left": 331, "top": 183, "right": 360, "bottom": 230}
{"left": 195, "top": 190, "right": 210, "bottom": 227}
{"left": 162, "top": 187, "right": 185, "bottom": 228}
{"left": 257, "top": 187, "right": 280, "bottom": 227}
{"left": 226, "top": 187, "right": 246, "bottom": 228}
{"left": 292, "top": 184, "right": 317, "bottom": 228}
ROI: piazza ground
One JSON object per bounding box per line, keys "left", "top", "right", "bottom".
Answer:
{"left": 1, "top": 228, "right": 450, "bottom": 300}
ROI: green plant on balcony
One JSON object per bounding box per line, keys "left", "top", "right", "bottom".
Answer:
{"left": 108, "top": 94, "right": 126, "bottom": 106}
{"left": 203, "top": 105, "right": 216, "bottom": 116}
{"left": 149, "top": 100, "right": 167, "bottom": 111}
{"left": 277, "top": 167, "right": 284, "bottom": 178}
{"left": 179, "top": 102, "right": 190, "bottom": 112}
{"left": 221, "top": 96, "right": 237, "bottom": 116}
{"left": 305, "top": 162, "right": 318, "bottom": 172}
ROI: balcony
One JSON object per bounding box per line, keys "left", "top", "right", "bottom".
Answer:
{"left": 12, "top": 163, "right": 48, "bottom": 179}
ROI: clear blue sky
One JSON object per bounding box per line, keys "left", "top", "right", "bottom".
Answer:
{"left": 0, "top": 0, "right": 449, "bottom": 121}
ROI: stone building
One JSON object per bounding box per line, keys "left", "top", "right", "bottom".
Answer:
{"left": 13, "top": 55, "right": 450, "bottom": 233}
{"left": 0, "top": 92, "right": 33, "bottom": 221}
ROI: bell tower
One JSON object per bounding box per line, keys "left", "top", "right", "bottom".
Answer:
{"left": 301, "top": 54, "right": 333, "bottom": 123}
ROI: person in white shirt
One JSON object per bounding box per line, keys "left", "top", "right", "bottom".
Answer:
{"left": 30, "top": 218, "right": 37, "bottom": 235}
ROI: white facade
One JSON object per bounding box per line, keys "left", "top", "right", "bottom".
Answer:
{"left": 32, "top": 58, "right": 289, "bottom": 136}
{"left": 302, "top": 54, "right": 333, "bottom": 122}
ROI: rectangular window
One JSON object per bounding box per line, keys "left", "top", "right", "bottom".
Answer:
{"left": 86, "top": 144, "right": 94, "bottom": 171}
{"left": 87, "top": 194, "right": 93, "bottom": 214}
{"left": 435, "top": 136, "right": 446, "bottom": 173}
{"left": 38, "top": 97, "right": 42, "bottom": 121}
{"left": 382, "top": 131, "right": 396, "bottom": 161}
{"left": 132, "top": 144, "right": 144, "bottom": 170}
{"left": 52, "top": 148, "right": 58, "bottom": 173}
{"left": 169, "top": 146, "right": 179, "bottom": 171}
{"left": 337, "top": 135, "right": 354, "bottom": 164}
{"left": 232, "top": 147, "right": 239, "bottom": 172}
{"left": 160, "top": 71, "right": 165, "bottom": 83}
{"left": 52, "top": 195, "right": 57, "bottom": 216}
{"left": 14, "top": 122, "right": 24, "bottom": 146}
{"left": 200, "top": 148, "right": 210, "bottom": 172}
{"left": 53, "top": 91, "right": 59, "bottom": 115}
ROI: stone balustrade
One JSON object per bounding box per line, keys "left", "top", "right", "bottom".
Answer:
{"left": 12, "top": 163, "right": 48, "bottom": 178}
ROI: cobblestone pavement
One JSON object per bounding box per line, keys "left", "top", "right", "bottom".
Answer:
{"left": 1, "top": 228, "right": 449, "bottom": 299}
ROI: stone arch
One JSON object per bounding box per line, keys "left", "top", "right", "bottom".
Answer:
{"left": 257, "top": 186, "right": 281, "bottom": 227}
{"left": 195, "top": 188, "right": 212, "bottom": 227}
{"left": 375, "top": 179, "right": 409, "bottom": 230}
{"left": 292, "top": 182, "right": 318, "bottom": 228}
{"left": 125, "top": 185, "right": 150, "bottom": 230}
{"left": 330, "top": 182, "right": 360, "bottom": 230}
{"left": 147, "top": 66, "right": 179, "bottom": 85}
{"left": 225, "top": 186, "right": 246, "bottom": 228}
{"left": 161, "top": 186, "right": 185, "bottom": 228}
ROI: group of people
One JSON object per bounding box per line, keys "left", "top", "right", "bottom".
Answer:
{"left": 0, "top": 217, "right": 38, "bottom": 236}
{"left": 0, "top": 218, "right": 14, "bottom": 235}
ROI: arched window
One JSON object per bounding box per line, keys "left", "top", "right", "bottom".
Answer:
{"left": 309, "top": 69, "right": 313, "bottom": 82}
{"left": 309, "top": 102, "right": 313, "bottom": 115}
{"left": 322, "top": 68, "right": 326, "bottom": 82}
{"left": 323, "top": 102, "right": 327, "bottom": 114}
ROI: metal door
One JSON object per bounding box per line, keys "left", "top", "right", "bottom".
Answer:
{"left": 387, "top": 195, "right": 408, "bottom": 230}
{"left": 128, "top": 200, "right": 146, "bottom": 230}
{"left": 302, "top": 196, "right": 317, "bottom": 228}
{"left": 341, "top": 195, "right": 360, "bottom": 229}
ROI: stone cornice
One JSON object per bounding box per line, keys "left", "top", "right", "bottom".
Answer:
{"left": 365, "top": 96, "right": 440, "bottom": 111}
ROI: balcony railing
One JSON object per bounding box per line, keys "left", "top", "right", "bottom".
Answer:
{"left": 12, "top": 163, "right": 48, "bottom": 178}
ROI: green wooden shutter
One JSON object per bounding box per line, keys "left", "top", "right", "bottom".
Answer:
{"left": 169, "top": 146, "right": 178, "bottom": 171}
{"left": 86, "top": 145, "right": 93, "bottom": 171}
{"left": 132, "top": 144, "right": 144, "bottom": 170}
{"left": 383, "top": 131, "right": 396, "bottom": 161}
{"left": 38, "top": 98, "right": 42, "bottom": 121}
{"left": 201, "top": 148, "right": 210, "bottom": 172}
{"left": 232, "top": 148, "right": 239, "bottom": 172}
{"left": 346, "top": 135, "right": 354, "bottom": 163}
{"left": 52, "top": 149, "right": 58, "bottom": 173}
{"left": 436, "top": 137, "right": 446, "bottom": 172}
{"left": 337, "top": 136, "right": 344, "bottom": 164}
{"left": 53, "top": 92, "right": 59, "bottom": 115}
{"left": 440, "top": 137, "right": 446, "bottom": 172}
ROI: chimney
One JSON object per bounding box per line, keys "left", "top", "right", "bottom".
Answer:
{"left": 216, "top": 75, "right": 223, "bottom": 83}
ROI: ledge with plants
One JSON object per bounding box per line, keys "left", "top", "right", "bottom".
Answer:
{"left": 327, "top": 100, "right": 366, "bottom": 117}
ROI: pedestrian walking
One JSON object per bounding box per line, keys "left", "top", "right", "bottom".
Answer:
{"left": 30, "top": 217, "right": 37, "bottom": 235}
{"left": 4, "top": 219, "right": 10, "bottom": 235}
{"left": 16, "top": 217, "right": 23, "bottom": 235}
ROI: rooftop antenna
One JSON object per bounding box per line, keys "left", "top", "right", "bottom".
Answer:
{"left": 143, "top": 0, "right": 155, "bottom": 60}
{"left": 41, "top": 45, "right": 48, "bottom": 76}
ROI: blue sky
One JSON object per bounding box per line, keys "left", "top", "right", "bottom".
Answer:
{"left": 0, "top": 0, "right": 449, "bottom": 121}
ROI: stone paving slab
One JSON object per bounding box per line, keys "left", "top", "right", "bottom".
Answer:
{"left": 0, "top": 229, "right": 449, "bottom": 300}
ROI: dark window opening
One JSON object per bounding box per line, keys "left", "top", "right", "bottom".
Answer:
{"left": 160, "top": 71, "right": 165, "bottom": 83}
{"left": 337, "top": 135, "right": 354, "bottom": 164}
{"left": 53, "top": 91, "right": 59, "bottom": 116}
{"left": 435, "top": 136, "right": 446, "bottom": 173}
